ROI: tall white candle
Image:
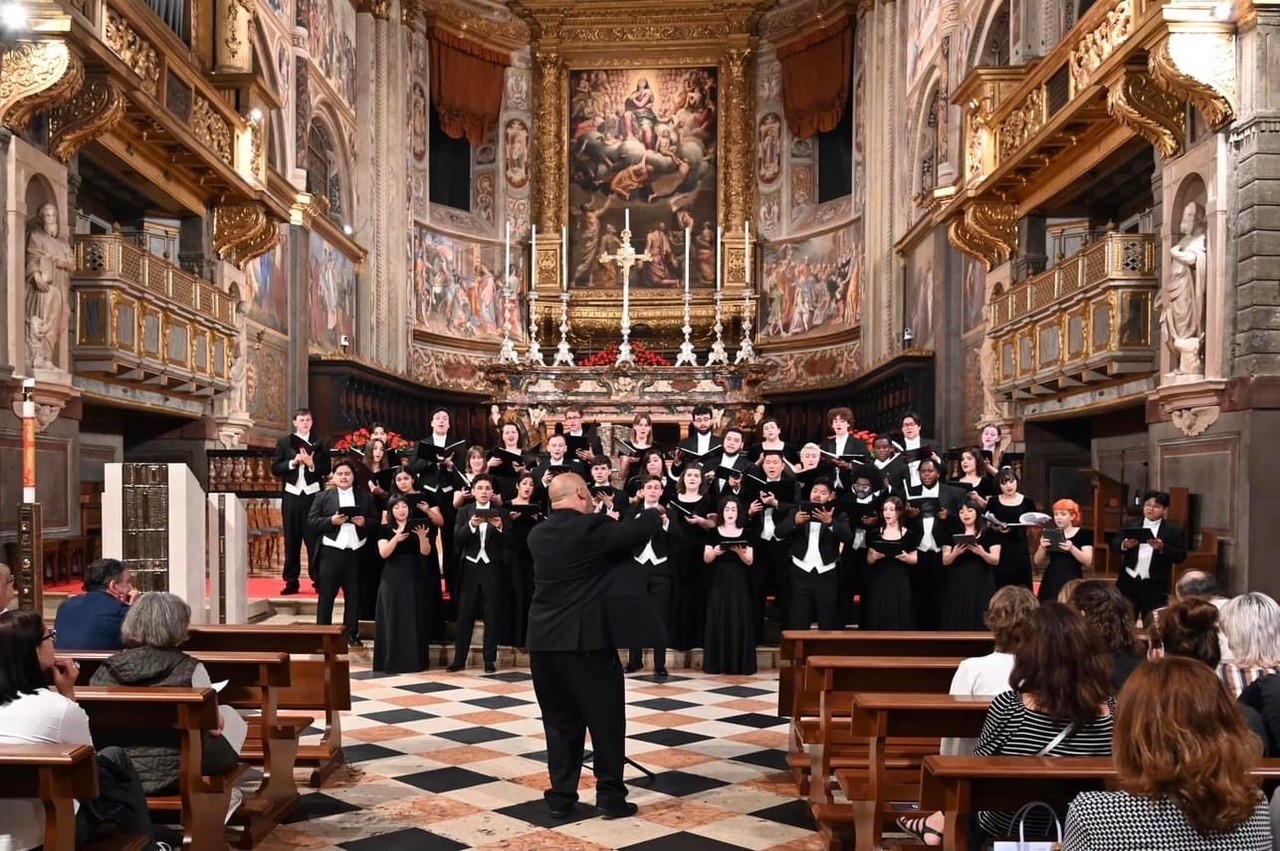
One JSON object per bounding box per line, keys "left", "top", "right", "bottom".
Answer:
{"left": 530, "top": 225, "right": 537, "bottom": 289}
{"left": 561, "top": 226, "right": 568, "bottom": 292}
{"left": 625, "top": 208, "right": 630, "bottom": 233}
{"left": 684, "top": 227, "right": 691, "bottom": 295}
{"left": 716, "top": 226, "right": 722, "bottom": 292}
{"left": 504, "top": 221, "right": 511, "bottom": 292}
{"left": 743, "top": 221, "right": 750, "bottom": 286}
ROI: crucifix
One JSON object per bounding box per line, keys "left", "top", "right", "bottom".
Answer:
{"left": 598, "top": 215, "right": 650, "bottom": 365}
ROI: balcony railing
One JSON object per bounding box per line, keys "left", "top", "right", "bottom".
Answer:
{"left": 71, "top": 234, "right": 236, "bottom": 398}
{"left": 990, "top": 232, "right": 1158, "bottom": 398}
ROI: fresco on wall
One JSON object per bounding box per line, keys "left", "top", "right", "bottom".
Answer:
{"left": 759, "top": 223, "right": 862, "bottom": 343}
{"left": 307, "top": 0, "right": 356, "bottom": 105}
{"left": 308, "top": 231, "right": 356, "bottom": 352}
{"left": 409, "top": 83, "right": 427, "bottom": 163}
{"left": 853, "top": 21, "right": 866, "bottom": 215}
{"left": 245, "top": 227, "right": 289, "bottom": 334}
{"left": 962, "top": 252, "right": 987, "bottom": 332}
{"left": 567, "top": 66, "right": 718, "bottom": 288}
{"left": 247, "top": 339, "right": 288, "bottom": 429}
{"left": 758, "top": 113, "right": 782, "bottom": 186}
{"left": 412, "top": 226, "right": 526, "bottom": 342}
{"left": 905, "top": 231, "right": 936, "bottom": 349}
{"left": 907, "top": 0, "right": 942, "bottom": 87}
{"left": 505, "top": 119, "right": 529, "bottom": 189}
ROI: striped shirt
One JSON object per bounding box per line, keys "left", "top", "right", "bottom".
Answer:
{"left": 973, "top": 689, "right": 1115, "bottom": 839}
{"left": 1064, "top": 791, "right": 1271, "bottom": 850}
{"left": 1219, "top": 664, "right": 1280, "bottom": 698}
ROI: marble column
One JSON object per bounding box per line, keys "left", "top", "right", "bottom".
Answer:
{"left": 354, "top": 0, "right": 395, "bottom": 368}
{"left": 863, "top": 0, "right": 902, "bottom": 362}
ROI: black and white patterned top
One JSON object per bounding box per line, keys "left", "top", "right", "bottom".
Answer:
{"left": 973, "top": 689, "right": 1115, "bottom": 839}
{"left": 1064, "top": 791, "right": 1272, "bottom": 850}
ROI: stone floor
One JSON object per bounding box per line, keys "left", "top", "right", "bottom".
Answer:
{"left": 259, "top": 662, "right": 823, "bottom": 851}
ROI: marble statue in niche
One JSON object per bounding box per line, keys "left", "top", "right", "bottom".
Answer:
{"left": 25, "top": 202, "right": 75, "bottom": 372}
{"left": 1162, "top": 200, "right": 1208, "bottom": 377}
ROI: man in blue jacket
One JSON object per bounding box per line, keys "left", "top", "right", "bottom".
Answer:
{"left": 54, "top": 557, "right": 137, "bottom": 650}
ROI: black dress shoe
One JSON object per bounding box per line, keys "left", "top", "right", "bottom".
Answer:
{"left": 446, "top": 662, "right": 465, "bottom": 672}
{"left": 483, "top": 662, "right": 497, "bottom": 674}
{"left": 599, "top": 802, "right": 638, "bottom": 820}
{"left": 347, "top": 638, "right": 364, "bottom": 648}
{"left": 280, "top": 584, "right": 299, "bottom": 596}
{"left": 548, "top": 804, "right": 573, "bottom": 819}
{"left": 654, "top": 667, "right": 669, "bottom": 681}
{"left": 624, "top": 660, "right": 642, "bottom": 674}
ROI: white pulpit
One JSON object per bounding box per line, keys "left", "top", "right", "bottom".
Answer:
{"left": 207, "top": 493, "right": 249, "bottom": 623}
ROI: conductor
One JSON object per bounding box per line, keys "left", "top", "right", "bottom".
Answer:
{"left": 526, "top": 473, "right": 664, "bottom": 820}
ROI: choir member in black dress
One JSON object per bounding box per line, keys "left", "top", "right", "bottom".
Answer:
{"left": 748, "top": 418, "right": 802, "bottom": 471}
{"left": 307, "top": 459, "right": 376, "bottom": 646}
{"left": 865, "top": 496, "right": 921, "bottom": 630}
{"left": 870, "top": 435, "right": 909, "bottom": 494}
{"left": 271, "top": 408, "right": 330, "bottom": 595}
{"left": 374, "top": 496, "right": 434, "bottom": 673}
{"left": 385, "top": 468, "right": 445, "bottom": 638}
{"left": 409, "top": 407, "right": 465, "bottom": 596}
{"left": 897, "top": 410, "right": 943, "bottom": 488}
{"left": 950, "top": 447, "right": 998, "bottom": 509}
{"left": 985, "top": 468, "right": 1037, "bottom": 590}
{"left": 533, "top": 435, "right": 587, "bottom": 502}
{"left": 703, "top": 496, "right": 757, "bottom": 675}
{"left": 625, "top": 450, "right": 670, "bottom": 503}
{"left": 820, "top": 407, "right": 868, "bottom": 492}
{"left": 672, "top": 405, "right": 722, "bottom": 480}
{"left": 1111, "top": 490, "right": 1188, "bottom": 622}
{"left": 356, "top": 439, "right": 395, "bottom": 621}
{"left": 1034, "top": 498, "right": 1094, "bottom": 603}
{"left": 775, "top": 479, "right": 853, "bottom": 630}
{"left": 360, "top": 438, "right": 392, "bottom": 501}
{"left": 587, "top": 458, "right": 620, "bottom": 517}
{"left": 978, "top": 423, "right": 1003, "bottom": 475}
{"left": 902, "top": 458, "right": 966, "bottom": 630}
{"left": 561, "top": 406, "right": 605, "bottom": 466}
{"left": 841, "top": 467, "right": 885, "bottom": 627}
{"left": 504, "top": 473, "right": 544, "bottom": 649}
{"left": 746, "top": 451, "right": 797, "bottom": 642}
{"left": 617, "top": 413, "right": 656, "bottom": 482}
{"left": 625, "top": 476, "right": 682, "bottom": 679}
{"left": 940, "top": 502, "right": 1002, "bottom": 630}
{"left": 488, "top": 422, "right": 531, "bottom": 502}
{"left": 668, "top": 465, "right": 718, "bottom": 649}
{"left": 448, "top": 474, "right": 504, "bottom": 673}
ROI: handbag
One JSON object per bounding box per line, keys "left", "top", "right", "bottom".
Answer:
{"left": 992, "top": 801, "right": 1063, "bottom": 850}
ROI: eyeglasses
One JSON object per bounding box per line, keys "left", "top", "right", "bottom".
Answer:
{"left": 42, "top": 629, "right": 57, "bottom": 642}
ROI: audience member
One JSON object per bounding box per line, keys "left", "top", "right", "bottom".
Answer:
{"left": 0, "top": 610, "right": 162, "bottom": 851}
{"left": 1218, "top": 593, "right": 1280, "bottom": 697}
{"left": 1153, "top": 596, "right": 1223, "bottom": 667}
{"left": 1071, "top": 580, "right": 1144, "bottom": 693}
{"left": 1162, "top": 569, "right": 1233, "bottom": 662}
{"left": 898, "top": 603, "right": 1114, "bottom": 845}
{"left": 1056, "top": 577, "right": 1084, "bottom": 605}
{"left": 941, "top": 586, "right": 1038, "bottom": 755}
{"left": 53, "top": 558, "right": 137, "bottom": 650}
{"left": 0, "top": 562, "right": 14, "bottom": 611}
{"left": 1064, "top": 657, "right": 1270, "bottom": 849}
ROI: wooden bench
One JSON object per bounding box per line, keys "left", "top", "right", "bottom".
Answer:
{"left": 0, "top": 743, "right": 148, "bottom": 851}
{"left": 76, "top": 687, "right": 239, "bottom": 851}
{"left": 800, "top": 656, "right": 963, "bottom": 802}
{"left": 186, "top": 624, "right": 351, "bottom": 787}
{"left": 69, "top": 650, "right": 300, "bottom": 848}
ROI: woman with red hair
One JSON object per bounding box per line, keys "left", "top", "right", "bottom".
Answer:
{"left": 1034, "top": 499, "right": 1094, "bottom": 603}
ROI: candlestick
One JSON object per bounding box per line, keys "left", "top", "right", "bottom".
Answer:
{"left": 707, "top": 291, "right": 729, "bottom": 365}
{"left": 496, "top": 244, "right": 519, "bottom": 364}
{"left": 561, "top": 226, "right": 568, "bottom": 292}
{"left": 735, "top": 294, "right": 757, "bottom": 364}
{"left": 21, "top": 378, "right": 35, "bottom": 503}
{"left": 527, "top": 227, "right": 544, "bottom": 365}
{"left": 715, "top": 226, "right": 722, "bottom": 292}
{"left": 675, "top": 237, "right": 697, "bottom": 366}
{"left": 552, "top": 291, "right": 575, "bottom": 366}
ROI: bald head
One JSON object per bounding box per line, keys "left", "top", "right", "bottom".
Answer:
{"left": 0, "top": 562, "right": 13, "bottom": 611}
{"left": 1175, "top": 569, "right": 1219, "bottom": 600}
{"left": 548, "top": 473, "right": 590, "bottom": 512}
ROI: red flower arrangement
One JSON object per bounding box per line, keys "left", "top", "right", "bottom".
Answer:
{"left": 851, "top": 429, "right": 878, "bottom": 451}
{"left": 580, "top": 342, "right": 672, "bottom": 368}
{"left": 332, "top": 427, "right": 413, "bottom": 454}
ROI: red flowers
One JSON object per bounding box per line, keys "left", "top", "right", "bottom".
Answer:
{"left": 580, "top": 342, "right": 672, "bottom": 368}
{"left": 333, "top": 428, "right": 412, "bottom": 452}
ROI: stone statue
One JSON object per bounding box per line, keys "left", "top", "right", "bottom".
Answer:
{"left": 1162, "top": 201, "right": 1208, "bottom": 376}
{"left": 24, "top": 203, "right": 75, "bottom": 372}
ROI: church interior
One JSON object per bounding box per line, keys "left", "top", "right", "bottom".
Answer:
{"left": 2, "top": 0, "right": 1280, "bottom": 847}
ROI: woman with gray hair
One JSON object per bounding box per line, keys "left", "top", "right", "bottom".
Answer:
{"left": 89, "top": 593, "right": 244, "bottom": 801}
{"left": 1219, "top": 592, "right": 1280, "bottom": 697}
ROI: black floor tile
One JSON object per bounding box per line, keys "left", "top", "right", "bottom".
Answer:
{"left": 349, "top": 670, "right": 385, "bottom": 680}
{"left": 339, "top": 828, "right": 467, "bottom": 851}
{"left": 619, "top": 833, "right": 744, "bottom": 850}
{"left": 750, "top": 798, "right": 818, "bottom": 830}
{"left": 485, "top": 671, "right": 534, "bottom": 683}
{"left": 398, "top": 681, "right": 463, "bottom": 694}
{"left": 641, "top": 770, "right": 730, "bottom": 797}
{"left": 518, "top": 749, "right": 547, "bottom": 763}
{"left": 629, "top": 673, "right": 694, "bottom": 684}
{"left": 495, "top": 798, "right": 599, "bottom": 828}
{"left": 731, "top": 749, "right": 789, "bottom": 771}
{"left": 393, "top": 766, "right": 495, "bottom": 793}
{"left": 716, "top": 712, "right": 784, "bottom": 729}
{"left": 632, "top": 697, "right": 698, "bottom": 711}
{"left": 707, "top": 685, "right": 772, "bottom": 698}
{"left": 628, "top": 729, "right": 713, "bottom": 747}
{"left": 342, "top": 743, "right": 402, "bottom": 763}
{"left": 282, "top": 792, "right": 362, "bottom": 824}
{"left": 436, "top": 726, "right": 519, "bottom": 745}
{"left": 462, "top": 695, "right": 534, "bottom": 710}
{"left": 363, "top": 708, "right": 437, "bottom": 724}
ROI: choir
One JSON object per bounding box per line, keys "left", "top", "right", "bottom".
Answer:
{"left": 270, "top": 405, "right": 1184, "bottom": 675}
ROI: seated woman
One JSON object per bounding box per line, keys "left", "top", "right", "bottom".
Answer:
{"left": 89, "top": 593, "right": 243, "bottom": 799}
{"left": 1153, "top": 596, "right": 1224, "bottom": 667}
{"left": 898, "top": 603, "right": 1114, "bottom": 846}
{"left": 1063, "top": 656, "right": 1271, "bottom": 850}
{"left": 1218, "top": 592, "right": 1280, "bottom": 697}
{"left": 941, "top": 585, "right": 1038, "bottom": 755}
{"left": 0, "top": 610, "right": 161, "bottom": 851}
{"left": 1071, "top": 580, "right": 1144, "bottom": 693}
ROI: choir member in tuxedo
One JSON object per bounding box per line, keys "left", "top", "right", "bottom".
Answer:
{"left": 625, "top": 476, "right": 683, "bottom": 679}
{"left": 775, "top": 479, "right": 853, "bottom": 630}
{"left": 307, "top": 459, "right": 376, "bottom": 646}
{"left": 819, "top": 407, "right": 868, "bottom": 492}
{"left": 795, "top": 443, "right": 836, "bottom": 502}
{"left": 711, "top": 428, "right": 750, "bottom": 485}
{"left": 616, "top": 413, "right": 656, "bottom": 482}
{"left": 985, "top": 468, "right": 1036, "bottom": 590}
{"left": 949, "top": 447, "right": 998, "bottom": 509}
{"left": 562, "top": 406, "right": 605, "bottom": 466}
{"left": 410, "top": 407, "right": 465, "bottom": 595}
{"left": 1034, "top": 498, "right": 1094, "bottom": 603}
{"left": 841, "top": 466, "right": 886, "bottom": 627}
{"left": 488, "top": 421, "right": 531, "bottom": 502}
{"left": 668, "top": 465, "right": 718, "bottom": 649}
{"left": 864, "top": 497, "right": 921, "bottom": 629}
{"left": 748, "top": 417, "right": 802, "bottom": 471}
{"left": 534, "top": 434, "right": 587, "bottom": 503}
{"left": 525, "top": 475, "right": 665, "bottom": 821}
{"left": 587, "top": 458, "right": 620, "bottom": 517}
{"left": 504, "top": 473, "right": 544, "bottom": 649}
{"left": 939, "top": 502, "right": 1001, "bottom": 630}
{"left": 718, "top": 464, "right": 753, "bottom": 506}
{"left": 1111, "top": 490, "right": 1187, "bottom": 621}
{"left": 672, "top": 405, "right": 722, "bottom": 480}
{"left": 625, "top": 450, "right": 671, "bottom": 503}
{"left": 272, "top": 408, "right": 331, "bottom": 595}
{"left": 448, "top": 474, "right": 504, "bottom": 673}
{"left": 896, "top": 410, "right": 943, "bottom": 488}
{"left": 902, "top": 458, "right": 965, "bottom": 630}
{"left": 703, "top": 496, "right": 757, "bottom": 675}
{"left": 870, "top": 435, "right": 909, "bottom": 494}
{"left": 746, "top": 451, "right": 797, "bottom": 643}
{"left": 373, "top": 495, "right": 434, "bottom": 673}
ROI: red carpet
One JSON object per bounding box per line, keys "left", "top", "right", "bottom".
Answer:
{"left": 43, "top": 577, "right": 320, "bottom": 599}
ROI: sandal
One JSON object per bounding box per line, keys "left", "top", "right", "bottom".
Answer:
{"left": 896, "top": 815, "right": 944, "bottom": 846}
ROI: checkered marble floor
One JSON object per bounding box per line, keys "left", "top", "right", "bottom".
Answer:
{"left": 261, "top": 663, "right": 820, "bottom": 851}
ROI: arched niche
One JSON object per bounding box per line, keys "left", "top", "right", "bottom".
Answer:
{"left": 969, "top": 0, "right": 1012, "bottom": 71}
{"left": 305, "top": 107, "right": 353, "bottom": 227}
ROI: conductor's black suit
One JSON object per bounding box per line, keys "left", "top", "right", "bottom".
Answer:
{"left": 526, "top": 506, "right": 663, "bottom": 814}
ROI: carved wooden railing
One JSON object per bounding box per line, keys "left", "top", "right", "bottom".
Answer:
{"left": 989, "top": 232, "right": 1158, "bottom": 397}
{"left": 70, "top": 234, "right": 236, "bottom": 397}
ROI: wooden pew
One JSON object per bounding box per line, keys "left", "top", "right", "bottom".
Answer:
{"left": 68, "top": 650, "right": 299, "bottom": 848}
{"left": 186, "top": 624, "right": 351, "bottom": 787}
{"left": 76, "top": 687, "right": 238, "bottom": 851}
{"left": 801, "top": 656, "right": 962, "bottom": 802}
{"left": 0, "top": 743, "right": 147, "bottom": 851}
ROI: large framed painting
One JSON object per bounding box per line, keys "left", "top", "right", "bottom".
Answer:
{"left": 567, "top": 66, "right": 718, "bottom": 290}
{"left": 308, "top": 231, "right": 357, "bottom": 353}
{"left": 759, "top": 222, "right": 862, "bottom": 345}
{"left": 905, "top": 231, "right": 936, "bottom": 350}
{"left": 412, "top": 225, "right": 526, "bottom": 342}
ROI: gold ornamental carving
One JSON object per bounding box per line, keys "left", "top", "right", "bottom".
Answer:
{"left": 1068, "top": 0, "right": 1133, "bottom": 94}
{"left": 1, "top": 39, "right": 84, "bottom": 132}
{"left": 104, "top": 7, "right": 161, "bottom": 98}
{"left": 560, "top": 22, "right": 732, "bottom": 43}
{"left": 192, "top": 95, "right": 234, "bottom": 165}
{"left": 48, "top": 72, "right": 127, "bottom": 162}
{"left": 213, "top": 202, "right": 276, "bottom": 267}
{"left": 1106, "top": 68, "right": 1184, "bottom": 159}
{"left": 948, "top": 201, "right": 1017, "bottom": 270}
{"left": 997, "top": 87, "right": 1044, "bottom": 161}
{"left": 531, "top": 50, "right": 565, "bottom": 234}
{"left": 355, "top": 0, "right": 392, "bottom": 18}
{"left": 222, "top": 0, "right": 255, "bottom": 61}
{"left": 1148, "top": 30, "right": 1236, "bottom": 131}
{"left": 721, "top": 46, "right": 755, "bottom": 228}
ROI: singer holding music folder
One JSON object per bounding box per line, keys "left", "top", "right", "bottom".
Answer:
{"left": 525, "top": 473, "right": 665, "bottom": 821}
{"left": 271, "top": 408, "right": 331, "bottom": 595}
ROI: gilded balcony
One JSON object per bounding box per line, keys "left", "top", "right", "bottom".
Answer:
{"left": 70, "top": 234, "right": 236, "bottom": 397}
{"left": 989, "top": 232, "right": 1158, "bottom": 399}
